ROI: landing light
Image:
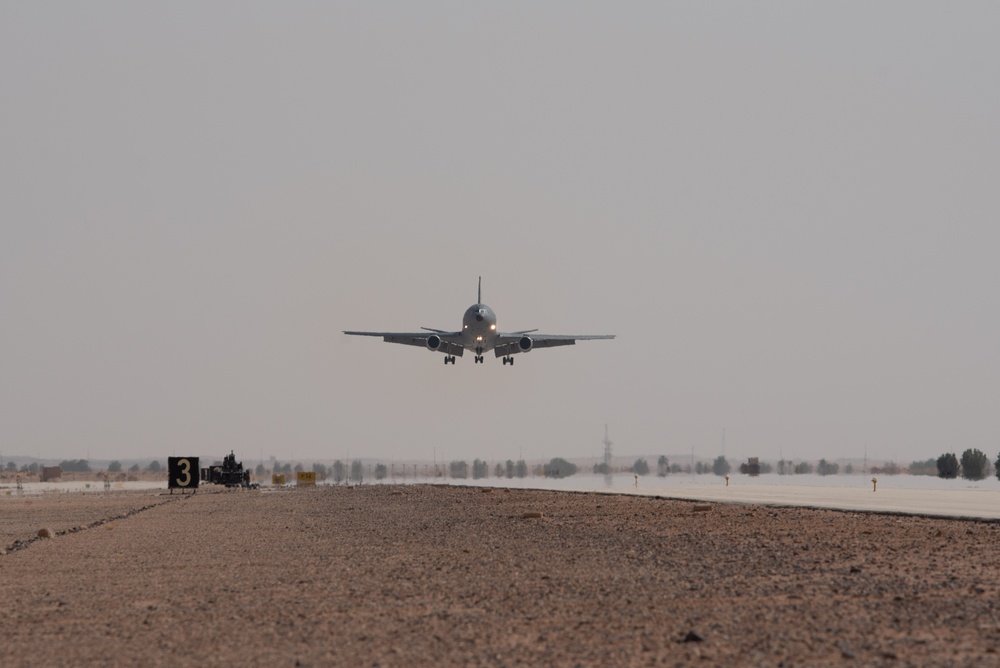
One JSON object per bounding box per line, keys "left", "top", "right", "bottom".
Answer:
{"left": 476, "top": 336, "right": 483, "bottom": 341}
{"left": 490, "top": 324, "right": 496, "bottom": 330}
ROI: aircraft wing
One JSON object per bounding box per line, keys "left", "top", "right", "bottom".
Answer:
{"left": 493, "top": 333, "right": 615, "bottom": 357}
{"left": 343, "top": 330, "right": 465, "bottom": 356}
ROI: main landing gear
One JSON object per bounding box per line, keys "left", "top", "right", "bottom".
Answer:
{"left": 502, "top": 356, "right": 514, "bottom": 366}
{"left": 443, "top": 355, "right": 457, "bottom": 365}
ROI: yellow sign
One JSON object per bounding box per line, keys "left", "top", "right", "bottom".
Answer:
{"left": 272, "top": 473, "right": 286, "bottom": 485}
{"left": 296, "top": 471, "right": 316, "bottom": 486}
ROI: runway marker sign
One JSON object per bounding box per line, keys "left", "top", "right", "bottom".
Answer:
{"left": 168, "top": 457, "right": 200, "bottom": 491}
{"left": 297, "top": 471, "right": 316, "bottom": 486}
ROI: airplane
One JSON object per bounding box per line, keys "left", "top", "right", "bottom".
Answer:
{"left": 344, "top": 278, "right": 615, "bottom": 365}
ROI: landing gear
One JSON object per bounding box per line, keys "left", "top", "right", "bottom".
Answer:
{"left": 502, "top": 356, "right": 514, "bottom": 366}
{"left": 444, "top": 355, "right": 456, "bottom": 365}
{"left": 474, "top": 355, "right": 484, "bottom": 363}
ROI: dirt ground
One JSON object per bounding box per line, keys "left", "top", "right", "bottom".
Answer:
{"left": 2, "top": 484, "right": 999, "bottom": 666}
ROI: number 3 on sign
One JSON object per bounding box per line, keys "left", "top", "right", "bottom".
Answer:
{"left": 168, "top": 457, "right": 200, "bottom": 491}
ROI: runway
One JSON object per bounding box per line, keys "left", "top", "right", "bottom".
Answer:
{"left": 7, "top": 473, "right": 1000, "bottom": 520}
{"left": 452, "top": 473, "right": 1000, "bottom": 521}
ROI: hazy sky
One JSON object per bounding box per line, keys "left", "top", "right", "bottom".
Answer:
{"left": 3, "top": 3, "right": 998, "bottom": 465}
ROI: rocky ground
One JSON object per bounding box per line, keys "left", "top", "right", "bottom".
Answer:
{"left": 1, "top": 484, "right": 999, "bottom": 666}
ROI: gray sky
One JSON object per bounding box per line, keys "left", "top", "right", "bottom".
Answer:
{"left": 2, "top": 3, "right": 998, "bottom": 465}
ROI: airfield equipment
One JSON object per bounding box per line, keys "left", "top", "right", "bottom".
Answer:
{"left": 740, "top": 457, "right": 761, "bottom": 477}
{"left": 202, "top": 451, "right": 251, "bottom": 488}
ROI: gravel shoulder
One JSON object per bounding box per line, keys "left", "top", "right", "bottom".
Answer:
{"left": 2, "top": 485, "right": 998, "bottom": 666}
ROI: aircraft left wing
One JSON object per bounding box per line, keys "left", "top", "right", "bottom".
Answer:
{"left": 493, "top": 333, "right": 615, "bottom": 358}
{"left": 343, "top": 330, "right": 465, "bottom": 356}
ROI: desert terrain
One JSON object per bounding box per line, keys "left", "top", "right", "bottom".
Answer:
{"left": 2, "top": 484, "right": 999, "bottom": 666}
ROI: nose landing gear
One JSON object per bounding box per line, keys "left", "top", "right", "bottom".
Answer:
{"left": 474, "top": 355, "right": 484, "bottom": 363}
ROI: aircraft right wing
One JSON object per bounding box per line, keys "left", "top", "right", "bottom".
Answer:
{"left": 493, "top": 333, "right": 615, "bottom": 357}
{"left": 343, "top": 330, "right": 465, "bottom": 356}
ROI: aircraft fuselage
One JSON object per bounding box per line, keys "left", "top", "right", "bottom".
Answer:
{"left": 462, "top": 302, "right": 498, "bottom": 354}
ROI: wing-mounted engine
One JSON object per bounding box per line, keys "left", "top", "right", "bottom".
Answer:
{"left": 425, "top": 334, "right": 463, "bottom": 357}
{"left": 494, "top": 335, "right": 536, "bottom": 358}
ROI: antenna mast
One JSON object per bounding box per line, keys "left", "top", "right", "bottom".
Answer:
{"left": 603, "top": 425, "right": 613, "bottom": 487}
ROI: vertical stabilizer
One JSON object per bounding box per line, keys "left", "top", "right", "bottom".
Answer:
{"left": 478, "top": 276, "right": 481, "bottom": 304}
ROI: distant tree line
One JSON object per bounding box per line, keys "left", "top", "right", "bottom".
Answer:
{"left": 935, "top": 449, "right": 992, "bottom": 481}
{"left": 59, "top": 459, "right": 91, "bottom": 472}
{"left": 40, "top": 451, "right": 998, "bottom": 485}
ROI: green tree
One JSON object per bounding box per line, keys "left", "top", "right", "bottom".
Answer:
{"left": 493, "top": 462, "right": 504, "bottom": 478}
{"left": 794, "top": 462, "right": 813, "bottom": 474}
{"left": 332, "top": 460, "right": 345, "bottom": 483}
{"left": 472, "top": 459, "right": 489, "bottom": 479}
{"left": 593, "top": 462, "right": 610, "bottom": 474}
{"left": 350, "top": 460, "right": 363, "bottom": 482}
{"left": 544, "top": 457, "right": 578, "bottom": 478}
{"left": 712, "top": 456, "right": 731, "bottom": 477}
{"left": 514, "top": 459, "right": 528, "bottom": 478}
{"left": 505, "top": 460, "right": 515, "bottom": 478}
{"left": 936, "top": 452, "right": 958, "bottom": 479}
{"left": 7, "top": 461, "right": 18, "bottom": 472}
{"left": 817, "top": 459, "right": 839, "bottom": 476}
{"left": 312, "top": 463, "right": 328, "bottom": 480}
{"left": 960, "top": 448, "right": 988, "bottom": 481}
{"left": 657, "top": 456, "right": 669, "bottom": 477}
{"left": 995, "top": 454, "right": 1000, "bottom": 481}
{"left": 107, "top": 461, "right": 122, "bottom": 473}
{"left": 449, "top": 460, "right": 468, "bottom": 478}
{"left": 633, "top": 459, "right": 650, "bottom": 476}
{"left": 255, "top": 463, "right": 266, "bottom": 476}
{"left": 375, "top": 463, "right": 388, "bottom": 480}
{"left": 908, "top": 458, "right": 937, "bottom": 476}
{"left": 147, "top": 460, "right": 162, "bottom": 473}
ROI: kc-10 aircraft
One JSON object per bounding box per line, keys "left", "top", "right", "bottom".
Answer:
{"left": 344, "top": 278, "right": 615, "bottom": 365}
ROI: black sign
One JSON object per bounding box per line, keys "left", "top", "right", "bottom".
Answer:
{"left": 168, "top": 457, "right": 200, "bottom": 489}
